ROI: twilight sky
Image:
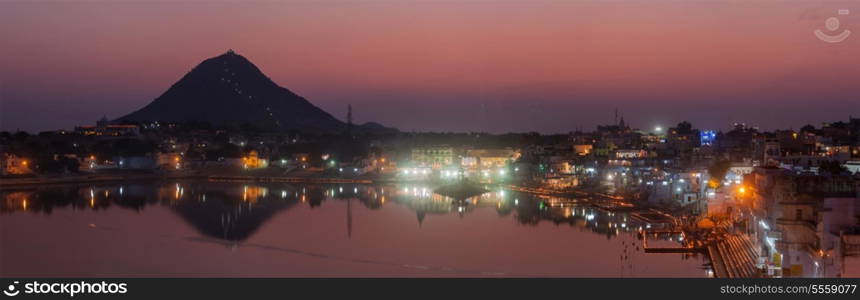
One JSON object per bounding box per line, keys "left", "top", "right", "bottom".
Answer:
{"left": 1, "top": 0, "right": 858, "bottom": 133}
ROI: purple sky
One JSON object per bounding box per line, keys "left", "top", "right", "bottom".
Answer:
{"left": 1, "top": 0, "right": 858, "bottom": 133}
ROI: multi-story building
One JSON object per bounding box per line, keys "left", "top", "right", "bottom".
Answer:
{"left": 411, "top": 146, "right": 455, "bottom": 169}
{"left": 750, "top": 168, "right": 860, "bottom": 277}
{"left": 461, "top": 148, "right": 518, "bottom": 170}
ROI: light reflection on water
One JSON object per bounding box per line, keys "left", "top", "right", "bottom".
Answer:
{"left": 0, "top": 182, "right": 708, "bottom": 277}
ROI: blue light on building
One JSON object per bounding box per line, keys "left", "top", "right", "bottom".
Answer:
{"left": 700, "top": 130, "right": 716, "bottom": 146}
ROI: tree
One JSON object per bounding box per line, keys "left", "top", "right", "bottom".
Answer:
{"left": 13, "top": 131, "right": 30, "bottom": 141}
{"left": 205, "top": 143, "right": 243, "bottom": 160}
{"left": 708, "top": 159, "right": 732, "bottom": 185}
{"left": 676, "top": 121, "right": 694, "bottom": 134}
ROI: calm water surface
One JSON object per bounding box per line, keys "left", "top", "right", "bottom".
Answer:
{"left": 0, "top": 181, "right": 707, "bottom": 277}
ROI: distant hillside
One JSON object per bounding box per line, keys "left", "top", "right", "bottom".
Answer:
{"left": 118, "top": 50, "right": 395, "bottom": 133}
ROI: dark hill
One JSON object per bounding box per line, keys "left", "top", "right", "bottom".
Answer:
{"left": 118, "top": 50, "right": 395, "bottom": 133}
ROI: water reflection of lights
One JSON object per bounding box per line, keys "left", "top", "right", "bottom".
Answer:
{"left": 242, "top": 185, "right": 267, "bottom": 204}
{"left": 2, "top": 184, "right": 686, "bottom": 249}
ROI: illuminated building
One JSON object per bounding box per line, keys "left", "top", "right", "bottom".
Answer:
{"left": 411, "top": 146, "right": 455, "bottom": 169}
{"left": 242, "top": 150, "right": 268, "bottom": 169}
{"left": 461, "top": 148, "right": 519, "bottom": 170}
{"left": 74, "top": 116, "right": 139, "bottom": 136}
{"left": 700, "top": 130, "right": 716, "bottom": 146}
{"left": 1, "top": 154, "right": 32, "bottom": 175}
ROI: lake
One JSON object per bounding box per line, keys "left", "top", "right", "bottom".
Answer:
{"left": 0, "top": 181, "right": 708, "bottom": 277}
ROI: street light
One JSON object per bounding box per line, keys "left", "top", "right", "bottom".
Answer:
{"left": 655, "top": 126, "right": 663, "bottom": 133}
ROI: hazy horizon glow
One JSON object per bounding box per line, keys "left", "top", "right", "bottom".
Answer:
{"left": 1, "top": 0, "right": 858, "bottom": 133}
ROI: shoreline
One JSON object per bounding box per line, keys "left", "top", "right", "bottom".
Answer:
{"left": 0, "top": 171, "right": 381, "bottom": 189}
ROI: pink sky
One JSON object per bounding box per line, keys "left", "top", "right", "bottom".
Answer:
{"left": 1, "top": 0, "right": 858, "bottom": 133}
